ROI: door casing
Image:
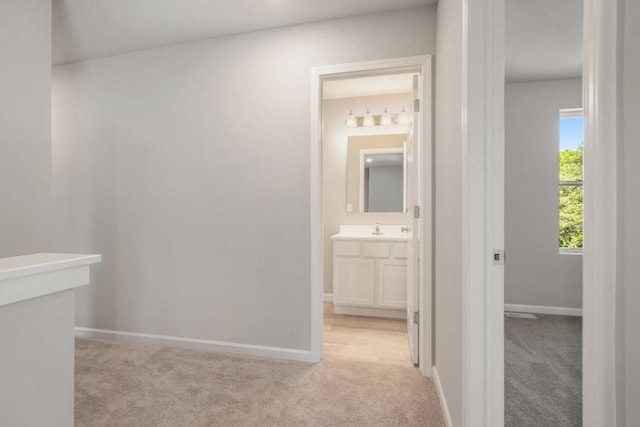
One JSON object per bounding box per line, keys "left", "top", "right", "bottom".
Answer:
{"left": 310, "top": 55, "right": 434, "bottom": 376}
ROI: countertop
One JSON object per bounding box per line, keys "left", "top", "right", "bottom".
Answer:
{"left": 0, "top": 253, "right": 102, "bottom": 307}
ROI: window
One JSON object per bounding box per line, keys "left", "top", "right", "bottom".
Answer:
{"left": 559, "top": 108, "right": 584, "bottom": 252}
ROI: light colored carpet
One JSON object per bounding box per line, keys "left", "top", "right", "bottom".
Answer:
{"left": 505, "top": 314, "right": 582, "bottom": 427}
{"left": 75, "top": 338, "right": 445, "bottom": 427}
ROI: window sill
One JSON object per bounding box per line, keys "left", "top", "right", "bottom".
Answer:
{"left": 559, "top": 248, "right": 583, "bottom": 255}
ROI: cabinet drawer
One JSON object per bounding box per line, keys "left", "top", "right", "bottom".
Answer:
{"left": 333, "top": 241, "right": 360, "bottom": 257}
{"left": 363, "top": 242, "right": 390, "bottom": 258}
{"left": 393, "top": 243, "right": 407, "bottom": 259}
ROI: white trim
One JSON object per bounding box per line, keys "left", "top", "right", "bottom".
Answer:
{"left": 433, "top": 366, "right": 454, "bottom": 427}
{"left": 310, "top": 64, "right": 324, "bottom": 364}
{"left": 560, "top": 247, "right": 584, "bottom": 255}
{"left": 560, "top": 107, "right": 585, "bottom": 119}
{"left": 75, "top": 327, "right": 314, "bottom": 362}
{"left": 311, "top": 55, "right": 433, "bottom": 375}
{"left": 504, "top": 304, "right": 583, "bottom": 317}
{"left": 323, "top": 293, "right": 333, "bottom": 302}
{"left": 582, "top": 0, "right": 620, "bottom": 425}
{"left": 462, "top": 0, "right": 505, "bottom": 425}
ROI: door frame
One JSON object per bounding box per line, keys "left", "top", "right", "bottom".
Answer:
{"left": 462, "top": 0, "right": 505, "bottom": 424}
{"left": 582, "top": 0, "right": 621, "bottom": 424}
{"left": 471, "top": 0, "right": 619, "bottom": 425}
{"left": 310, "top": 55, "right": 434, "bottom": 376}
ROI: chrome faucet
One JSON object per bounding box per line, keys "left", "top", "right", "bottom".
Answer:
{"left": 374, "top": 223, "right": 382, "bottom": 235}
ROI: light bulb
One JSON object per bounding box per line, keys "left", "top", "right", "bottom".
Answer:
{"left": 345, "top": 110, "right": 357, "bottom": 128}
{"left": 363, "top": 108, "right": 375, "bottom": 127}
{"left": 380, "top": 108, "right": 392, "bottom": 126}
{"left": 398, "top": 107, "right": 410, "bottom": 125}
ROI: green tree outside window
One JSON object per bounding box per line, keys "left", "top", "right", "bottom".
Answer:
{"left": 559, "top": 114, "right": 583, "bottom": 249}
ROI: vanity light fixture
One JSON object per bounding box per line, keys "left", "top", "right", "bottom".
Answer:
{"left": 363, "top": 108, "right": 375, "bottom": 127}
{"left": 397, "top": 107, "right": 410, "bottom": 125}
{"left": 345, "top": 110, "right": 358, "bottom": 128}
{"left": 344, "top": 107, "right": 411, "bottom": 128}
{"left": 380, "top": 108, "right": 392, "bottom": 126}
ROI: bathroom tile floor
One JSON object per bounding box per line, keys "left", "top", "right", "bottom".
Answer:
{"left": 323, "top": 302, "right": 414, "bottom": 367}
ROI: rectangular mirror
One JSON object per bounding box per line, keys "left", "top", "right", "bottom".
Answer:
{"left": 346, "top": 134, "right": 407, "bottom": 213}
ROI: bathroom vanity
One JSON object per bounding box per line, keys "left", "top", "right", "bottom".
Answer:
{"left": 331, "top": 225, "right": 409, "bottom": 319}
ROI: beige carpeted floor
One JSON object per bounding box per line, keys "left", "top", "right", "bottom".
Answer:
{"left": 75, "top": 337, "right": 445, "bottom": 427}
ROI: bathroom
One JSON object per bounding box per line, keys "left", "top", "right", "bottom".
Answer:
{"left": 319, "top": 69, "right": 431, "bottom": 368}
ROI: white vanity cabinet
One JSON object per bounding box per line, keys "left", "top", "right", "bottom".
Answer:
{"left": 333, "top": 256, "right": 375, "bottom": 306}
{"left": 377, "top": 258, "right": 408, "bottom": 308}
{"left": 332, "top": 234, "right": 408, "bottom": 319}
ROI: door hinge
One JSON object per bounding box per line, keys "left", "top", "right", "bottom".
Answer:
{"left": 413, "top": 205, "right": 420, "bottom": 219}
{"left": 413, "top": 311, "right": 419, "bottom": 324}
{"left": 414, "top": 99, "right": 421, "bottom": 112}
{"left": 492, "top": 249, "right": 505, "bottom": 265}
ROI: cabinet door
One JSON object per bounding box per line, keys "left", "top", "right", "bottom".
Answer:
{"left": 333, "top": 258, "right": 375, "bottom": 306}
{"left": 377, "top": 260, "right": 407, "bottom": 309}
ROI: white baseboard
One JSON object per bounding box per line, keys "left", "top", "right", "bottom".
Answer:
{"left": 432, "top": 366, "right": 453, "bottom": 427}
{"left": 504, "top": 303, "right": 582, "bottom": 317}
{"left": 75, "top": 327, "right": 314, "bottom": 362}
{"left": 323, "top": 293, "right": 333, "bottom": 302}
{"left": 333, "top": 304, "right": 406, "bottom": 319}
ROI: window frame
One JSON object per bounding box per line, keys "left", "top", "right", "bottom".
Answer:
{"left": 559, "top": 108, "right": 584, "bottom": 254}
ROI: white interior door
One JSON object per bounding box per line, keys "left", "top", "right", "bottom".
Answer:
{"left": 405, "top": 73, "right": 421, "bottom": 365}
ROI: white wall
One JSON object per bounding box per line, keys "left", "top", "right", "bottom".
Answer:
{"left": 505, "top": 79, "right": 583, "bottom": 310}
{"left": 434, "top": 0, "right": 464, "bottom": 425}
{"left": 322, "top": 93, "right": 410, "bottom": 293}
{"left": 52, "top": 7, "right": 437, "bottom": 353}
{"left": 0, "top": 0, "right": 51, "bottom": 257}
{"left": 621, "top": 0, "right": 640, "bottom": 422}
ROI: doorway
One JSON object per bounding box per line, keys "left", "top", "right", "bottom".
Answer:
{"left": 503, "top": 0, "right": 584, "bottom": 425}
{"left": 464, "top": 0, "right": 616, "bottom": 425}
{"left": 310, "top": 56, "right": 433, "bottom": 375}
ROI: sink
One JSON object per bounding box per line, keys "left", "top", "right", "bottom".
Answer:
{"left": 331, "top": 224, "right": 410, "bottom": 241}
